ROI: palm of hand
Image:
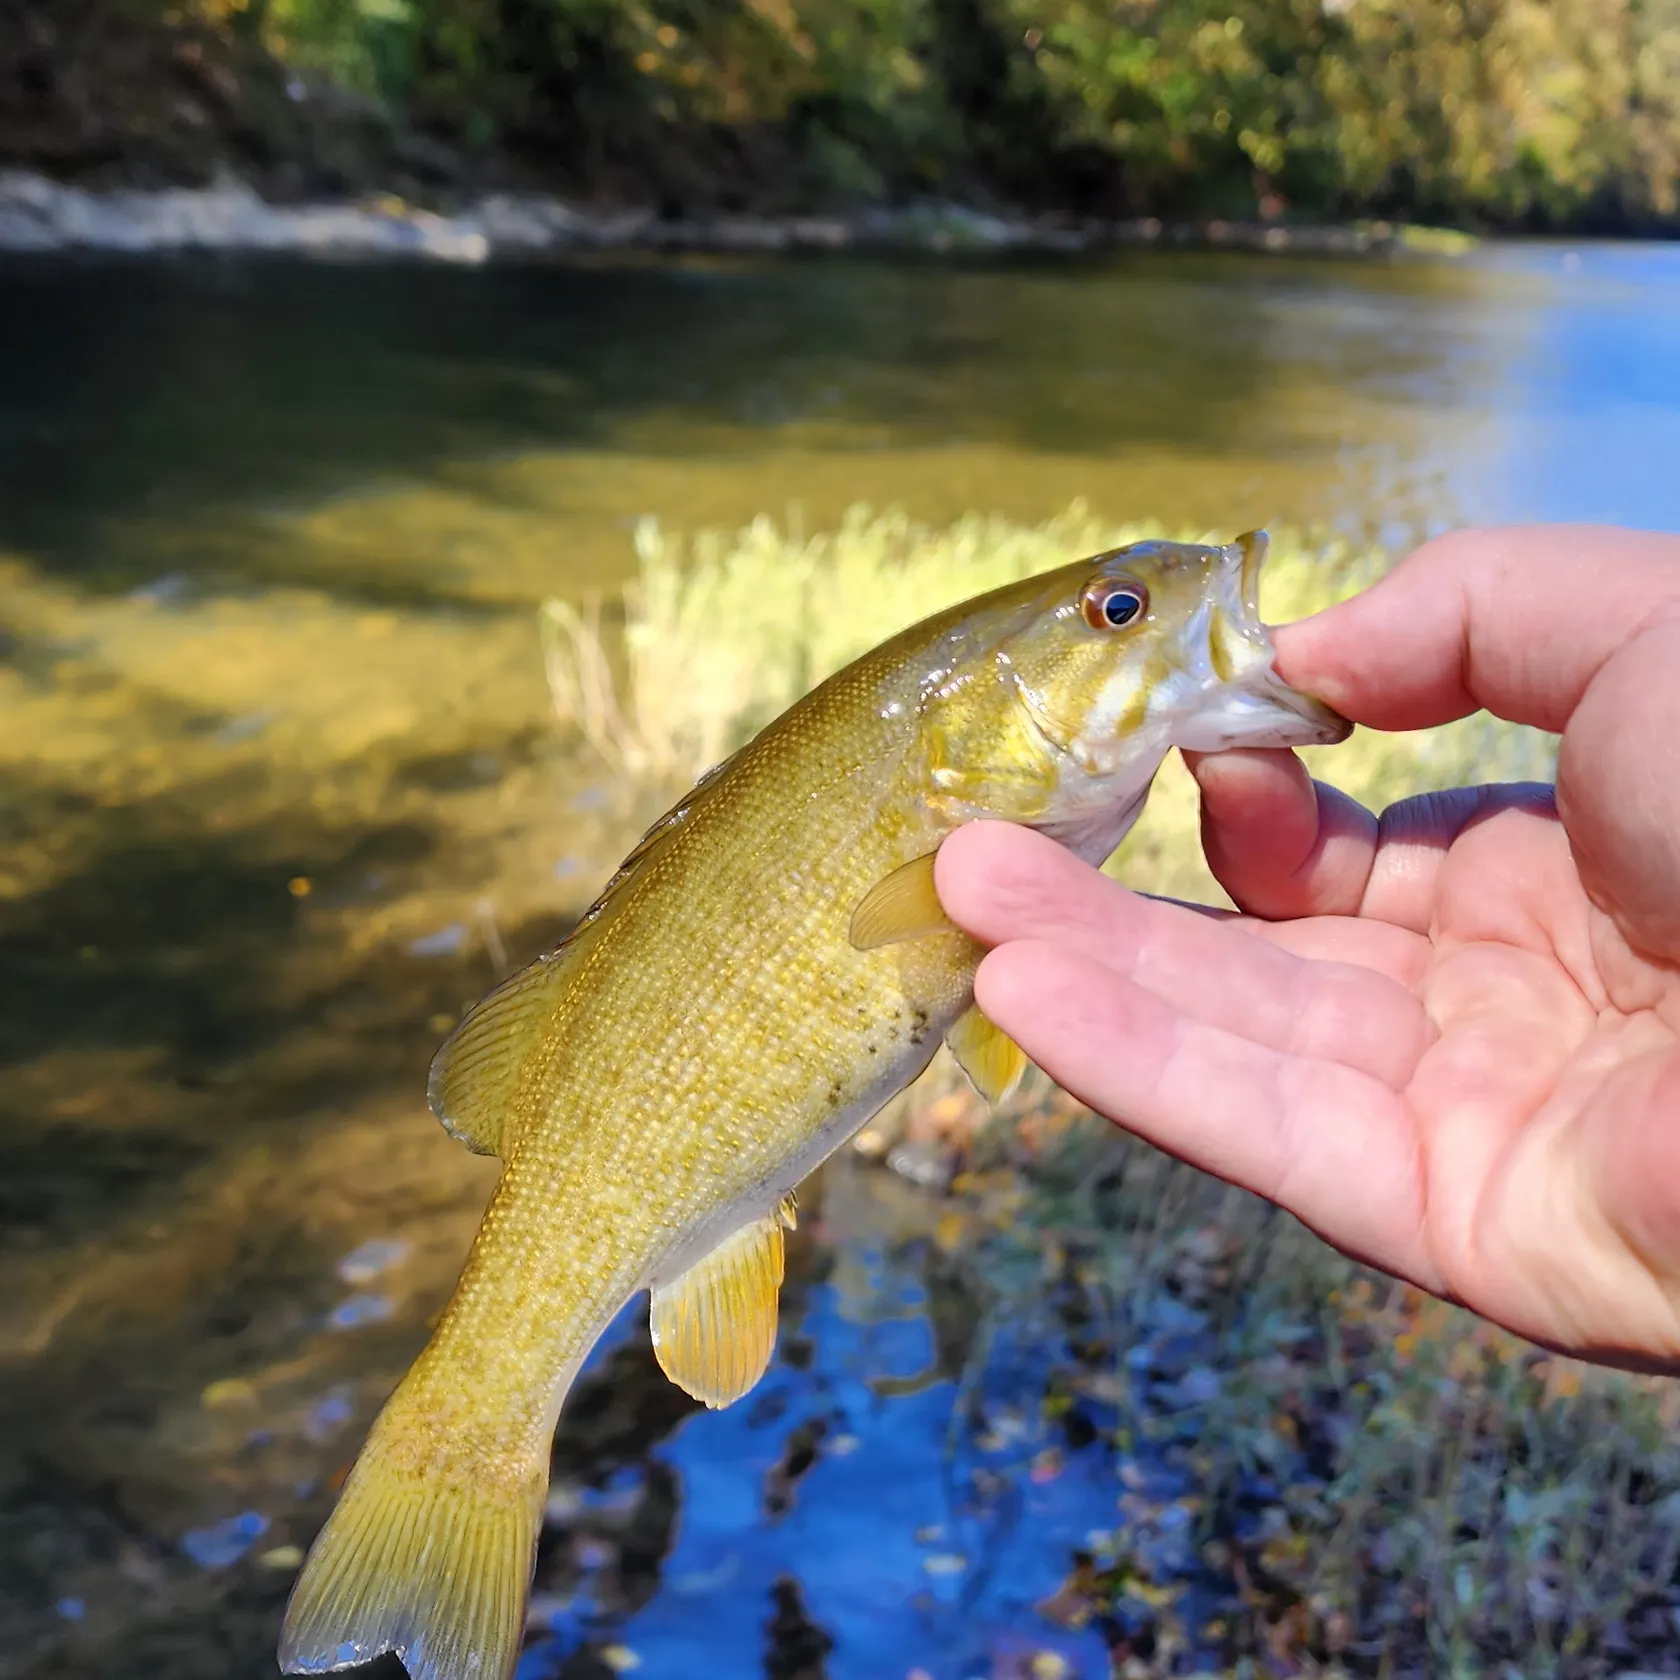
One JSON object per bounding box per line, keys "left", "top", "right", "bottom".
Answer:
{"left": 1365, "top": 800, "right": 1680, "bottom": 1368}
{"left": 937, "top": 796, "right": 1680, "bottom": 1373}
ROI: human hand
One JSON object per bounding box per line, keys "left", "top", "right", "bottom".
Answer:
{"left": 935, "top": 526, "right": 1680, "bottom": 1373}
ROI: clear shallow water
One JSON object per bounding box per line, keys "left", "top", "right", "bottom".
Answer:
{"left": 4, "top": 242, "right": 1678, "bottom": 601}
{"left": 2, "top": 241, "right": 1679, "bottom": 1680}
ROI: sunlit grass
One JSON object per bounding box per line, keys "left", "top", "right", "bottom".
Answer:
{"left": 540, "top": 500, "right": 1556, "bottom": 906}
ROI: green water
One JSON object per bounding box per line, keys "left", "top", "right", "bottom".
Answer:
{"left": 3, "top": 243, "right": 1679, "bottom": 1680}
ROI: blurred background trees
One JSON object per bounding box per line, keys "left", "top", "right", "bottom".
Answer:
{"left": 8, "top": 0, "right": 1680, "bottom": 224}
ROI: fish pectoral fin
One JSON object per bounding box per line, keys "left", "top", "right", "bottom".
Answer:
{"left": 649, "top": 1208, "right": 788, "bottom": 1408}
{"left": 849, "top": 851, "right": 957, "bottom": 951}
{"left": 427, "top": 954, "right": 569, "bottom": 1157}
{"left": 946, "top": 1003, "right": 1031, "bottom": 1106}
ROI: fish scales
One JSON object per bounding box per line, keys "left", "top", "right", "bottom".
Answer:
{"left": 279, "top": 532, "right": 1350, "bottom": 1680}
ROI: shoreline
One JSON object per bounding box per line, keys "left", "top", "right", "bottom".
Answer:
{"left": 0, "top": 169, "right": 1478, "bottom": 263}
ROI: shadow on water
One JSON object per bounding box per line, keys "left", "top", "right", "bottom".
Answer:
{"left": 0, "top": 250, "right": 1511, "bottom": 601}
{"left": 0, "top": 770, "right": 573, "bottom": 1677}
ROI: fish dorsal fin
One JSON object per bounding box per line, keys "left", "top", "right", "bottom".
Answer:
{"left": 649, "top": 1196, "right": 795, "bottom": 1408}
{"left": 946, "top": 1003, "right": 1030, "bottom": 1106}
{"left": 428, "top": 755, "right": 743, "bottom": 1158}
{"left": 425, "top": 953, "right": 578, "bottom": 1158}
{"left": 849, "top": 850, "right": 956, "bottom": 950}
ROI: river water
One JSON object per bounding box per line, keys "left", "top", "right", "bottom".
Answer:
{"left": 2, "top": 241, "right": 1679, "bottom": 1680}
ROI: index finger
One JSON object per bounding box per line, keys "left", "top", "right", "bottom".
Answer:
{"left": 1275, "top": 525, "right": 1680, "bottom": 734}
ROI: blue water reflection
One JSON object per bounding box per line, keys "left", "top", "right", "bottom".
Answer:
{"left": 524, "top": 1275, "right": 1121, "bottom": 1680}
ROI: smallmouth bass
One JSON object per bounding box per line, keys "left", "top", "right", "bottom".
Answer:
{"left": 279, "top": 531, "right": 1349, "bottom": 1680}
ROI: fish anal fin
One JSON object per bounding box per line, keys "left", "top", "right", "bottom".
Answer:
{"left": 649, "top": 1212, "right": 786, "bottom": 1408}
{"left": 849, "top": 851, "right": 956, "bottom": 951}
{"left": 426, "top": 955, "right": 571, "bottom": 1158}
{"left": 946, "top": 1003, "right": 1030, "bottom": 1106}
{"left": 278, "top": 1406, "right": 543, "bottom": 1680}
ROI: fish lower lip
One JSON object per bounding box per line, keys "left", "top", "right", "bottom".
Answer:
{"left": 1176, "top": 671, "right": 1351, "bottom": 752}
{"left": 1259, "top": 671, "right": 1352, "bottom": 744}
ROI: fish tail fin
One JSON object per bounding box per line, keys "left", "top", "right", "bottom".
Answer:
{"left": 278, "top": 1396, "right": 545, "bottom": 1680}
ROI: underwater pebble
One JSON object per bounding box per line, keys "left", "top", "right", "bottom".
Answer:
{"left": 922, "top": 1553, "right": 967, "bottom": 1576}
{"left": 554, "top": 855, "right": 583, "bottom": 879}
{"left": 258, "top": 1545, "right": 304, "bottom": 1571}
{"left": 408, "top": 923, "right": 468, "bottom": 957}
{"left": 600, "top": 1647, "right": 641, "bottom": 1673}
{"left": 213, "top": 710, "right": 276, "bottom": 745}
{"left": 302, "top": 1388, "right": 355, "bottom": 1441}
{"left": 886, "top": 1138, "right": 951, "bottom": 1191}
{"left": 337, "top": 1237, "right": 411, "bottom": 1285}
{"left": 128, "top": 572, "right": 189, "bottom": 606}
{"left": 569, "top": 786, "right": 610, "bottom": 812}
{"left": 55, "top": 1597, "right": 85, "bottom": 1621}
{"left": 201, "top": 1377, "right": 258, "bottom": 1410}
{"left": 544, "top": 1482, "right": 585, "bottom": 1523}
{"left": 181, "top": 1510, "right": 269, "bottom": 1569}
{"left": 525, "top": 1591, "right": 573, "bottom": 1629}
{"left": 326, "top": 1292, "right": 394, "bottom": 1331}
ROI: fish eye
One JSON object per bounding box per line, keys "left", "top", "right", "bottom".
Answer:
{"left": 1081, "top": 580, "right": 1148, "bottom": 631}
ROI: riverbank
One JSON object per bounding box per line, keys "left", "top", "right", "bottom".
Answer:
{"left": 0, "top": 168, "right": 1478, "bottom": 262}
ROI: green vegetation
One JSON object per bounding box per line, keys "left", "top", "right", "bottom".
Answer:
{"left": 11, "top": 0, "right": 1680, "bottom": 224}
{"left": 943, "top": 1111, "right": 1680, "bottom": 1674}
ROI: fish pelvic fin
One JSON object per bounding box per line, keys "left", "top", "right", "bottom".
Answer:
{"left": 849, "top": 851, "right": 957, "bottom": 951}
{"left": 946, "top": 1003, "right": 1031, "bottom": 1106}
{"left": 649, "top": 1202, "right": 791, "bottom": 1408}
{"left": 278, "top": 1404, "right": 544, "bottom": 1680}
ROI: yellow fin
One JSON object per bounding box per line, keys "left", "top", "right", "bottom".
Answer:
{"left": 946, "top": 1003, "right": 1030, "bottom": 1106}
{"left": 849, "top": 851, "right": 955, "bottom": 951}
{"left": 278, "top": 1407, "right": 544, "bottom": 1680}
{"left": 649, "top": 1211, "right": 786, "bottom": 1408}
{"left": 426, "top": 955, "right": 571, "bottom": 1157}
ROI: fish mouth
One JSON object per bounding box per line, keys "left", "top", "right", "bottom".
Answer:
{"left": 1230, "top": 664, "right": 1353, "bottom": 747}
{"left": 1175, "top": 530, "right": 1352, "bottom": 752}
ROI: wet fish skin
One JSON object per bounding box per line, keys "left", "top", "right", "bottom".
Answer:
{"left": 278, "top": 530, "right": 1348, "bottom": 1680}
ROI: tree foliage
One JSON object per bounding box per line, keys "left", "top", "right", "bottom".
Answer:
{"left": 48, "top": 0, "right": 1680, "bottom": 220}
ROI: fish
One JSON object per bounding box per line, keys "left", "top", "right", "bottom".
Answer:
{"left": 278, "top": 529, "right": 1349, "bottom": 1680}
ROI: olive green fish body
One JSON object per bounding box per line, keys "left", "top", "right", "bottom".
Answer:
{"left": 280, "top": 536, "right": 1349, "bottom": 1680}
